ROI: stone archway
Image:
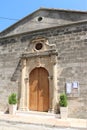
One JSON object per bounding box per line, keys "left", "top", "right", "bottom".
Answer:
{"left": 29, "top": 67, "right": 49, "bottom": 112}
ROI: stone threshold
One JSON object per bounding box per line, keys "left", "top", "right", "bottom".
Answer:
{"left": 16, "top": 110, "right": 60, "bottom": 118}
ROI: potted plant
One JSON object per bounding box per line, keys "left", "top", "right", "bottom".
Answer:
{"left": 8, "top": 93, "right": 17, "bottom": 115}
{"left": 59, "top": 93, "right": 68, "bottom": 119}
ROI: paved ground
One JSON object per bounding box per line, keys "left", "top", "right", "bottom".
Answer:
{"left": 0, "top": 121, "right": 86, "bottom": 130}
{"left": 0, "top": 111, "right": 86, "bottom": 129}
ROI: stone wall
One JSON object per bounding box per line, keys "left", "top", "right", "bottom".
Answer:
{"left": 0, "top": 36, "right": 29, "bottom": 110}
{"left": 0, "top": 21, "right": 87, "bottom": 118}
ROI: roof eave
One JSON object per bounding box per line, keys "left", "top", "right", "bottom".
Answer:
{"left": 0, "top": 19, "right": 87, "bottom": 39}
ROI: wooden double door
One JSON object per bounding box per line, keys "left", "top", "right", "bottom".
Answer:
{"left": 29, "top": 67, "right": 49, "bottom": 112}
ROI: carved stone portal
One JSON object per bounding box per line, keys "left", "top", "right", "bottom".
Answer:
{"left": 19, "top": 37, "right": 58, "bottom": 113}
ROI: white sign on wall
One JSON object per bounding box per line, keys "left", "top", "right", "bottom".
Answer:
{"left": 72, "top": 82, "right": 79, "bottom": 88}
{"left": 65, "top": 81, "right": 79, "bottom": 97}
{"left": 66, "top": 82, "right": 72, "bottom": 94}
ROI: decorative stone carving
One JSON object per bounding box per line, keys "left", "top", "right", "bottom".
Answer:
{"left": 20, "top": 37, "right": 58, "bottom": 112}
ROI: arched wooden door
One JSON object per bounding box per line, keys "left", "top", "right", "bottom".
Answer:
{"left": 29, "top": 67, "right": 49, "bottom": 112}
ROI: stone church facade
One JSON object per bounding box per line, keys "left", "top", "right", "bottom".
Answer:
{"left": 0, "top": 8, "right": 87, "bottom": 118}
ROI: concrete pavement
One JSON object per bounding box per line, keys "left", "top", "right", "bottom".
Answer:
{"left": 0, "top": 121, "right": 84, "bottom": 130}
{"left": 0, "top": 111, "right": 86, "bottom": 129}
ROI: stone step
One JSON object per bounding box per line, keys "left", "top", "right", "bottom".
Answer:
{"left": 16, "top": 110, "right": 60, "bottom": 118}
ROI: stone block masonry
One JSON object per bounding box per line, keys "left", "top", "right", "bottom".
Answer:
{"left": 0, "top": 21, "right": 87, "bottom": 118}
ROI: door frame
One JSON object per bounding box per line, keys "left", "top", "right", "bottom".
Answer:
{"left": 19, "top": 54, "right": 58, "bottom": 113}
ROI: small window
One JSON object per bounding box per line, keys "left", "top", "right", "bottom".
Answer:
{"left": 35, "top": 43, "right": 43, "bottom": 50}
{"left": 38, "top": 17, "right": 43, "bottom": 22}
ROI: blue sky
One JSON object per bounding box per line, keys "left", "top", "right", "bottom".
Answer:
{"left": 0, "top": 0, "right": 87, "bottom": 31}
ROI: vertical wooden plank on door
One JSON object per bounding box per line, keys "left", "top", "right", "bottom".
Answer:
{"left": 38, "top": 68, "right": 44, "bottom": 111}
{"left": 29, "top": 68, "right": 38, "bottom": 111}
{"left": 43, "top": 68, "right": 49, "bottom": 112}
{"left": 38, "top": 68, "right": 49, "bottom": 112}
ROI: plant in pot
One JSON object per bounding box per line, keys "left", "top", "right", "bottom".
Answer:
{"left": 8, "top": 93, "right": 17, "bottom": 115}
{"left": 59, "top": 93, "right": 68, "bottom": 119}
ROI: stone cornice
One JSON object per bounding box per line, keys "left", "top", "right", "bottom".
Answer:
{"left": 21, "top": 49, "right": 58, "bottom": 59}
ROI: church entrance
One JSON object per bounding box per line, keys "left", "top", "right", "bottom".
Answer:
{"left": 29, "top": 67, "right": 49, "bottom": 112}
{"left": 19, "top": 37, "right": 58, "bottom": 112}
